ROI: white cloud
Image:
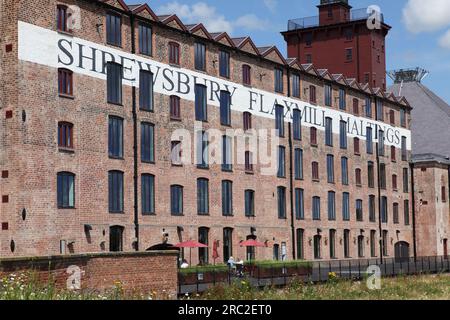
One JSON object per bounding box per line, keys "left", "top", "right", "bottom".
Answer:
{"left": 439, "top": 29, "right": 450, "bottom": 49}
{"left": 263, "top": 0, "right": 277, "bottom": 12}
{"left": 157, "top": 2, "right": 269, "bottom": 34}
{"left": 403, "top": 0, "right": 450, "bottom": 33}
{"left": 235, "top": 14, "right": 270, "bottom": 31}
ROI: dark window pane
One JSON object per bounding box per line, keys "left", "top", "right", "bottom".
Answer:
{"left": 57, "top": 172, "right": 75, "bottom": 208}
{"left": 220, "top": 91, "right": 231, "bottom": 126}
{"left": 139, "top": 23, "right": 152, "bottom": 56}
{"left": 141, "top": 122, "right": 155, "bottom": 163}
{"left": 108, "top": 116, "right": 123, "bottom": 158}
{"left": 278, "top": 187, "right": 286, "bottom": 219}
{"left": 195, "top": 42, "right": 206, "bottom": 71}
{"left": 141, "top": 174, "right": 155, "bottom": 215}
{"left": 275, "top": 105, "right": 284, "bottom": 137}
{"left": 293, "top": 109, "right": 302, "bottom": 140}
{"left": 197, "top": 179, "right": 209, "bottom": 215}
{"left": 222, "top": 181, "right": 233, "bottom": 216}
{"left": 106, "top": 13, "right": 122, "bottom": 46}
{"left": 107, "top": 63, "right": 122, "bottom": 104}
{"left": 109, "top": 171, "right": 124, "bottom": 213}
{"left": 139, "top": 70, "right": 153, "bottom": 111}
{"left": 171, "top": 185, "right": 183, "bottom": 215}
{"left": 195, "top": 84, "right": 207, "bottom": 121}
{"left": 219, "top": 50, "right": 230, "bottom": 78}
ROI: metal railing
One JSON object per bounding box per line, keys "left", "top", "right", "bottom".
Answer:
{"left": 287, "top": 8, "right": 385, "bottom": 31}
{"left": 178, "top": 255, "right": 450, "bottom": 294}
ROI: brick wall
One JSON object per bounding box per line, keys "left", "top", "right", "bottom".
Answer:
{"left": 0, "top": 250, "right": 178, "bottom": 298}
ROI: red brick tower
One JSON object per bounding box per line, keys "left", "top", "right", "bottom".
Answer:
{"left": 282, "top": 0, "right": 390, "bottom": 90}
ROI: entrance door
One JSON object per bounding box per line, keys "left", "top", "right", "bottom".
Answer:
{"left": 394, "top": 241, "right": 410, "bottom": 263}
{"left": 110, "top": 226, "right": 124, "bottom": 252}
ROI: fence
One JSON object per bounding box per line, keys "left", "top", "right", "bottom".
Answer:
{"left": 178, "top": 255, "right": 450, "bottom": 294}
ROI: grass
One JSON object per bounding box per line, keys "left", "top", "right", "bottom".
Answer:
{"left": 194, "top": 274, "right": 450, "bottom": 300}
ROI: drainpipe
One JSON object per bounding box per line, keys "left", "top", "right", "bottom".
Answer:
{"left": 410, "top": 162, "right": 417, "bottom": 260}
{"left": 130, "top": 12, "right": 139, "bottom": 251}
{"left": 286, "top": 68, "right": 296, "bottom": 260}
{"left": 376, "top": 133, "right": 383, "bottom": 263}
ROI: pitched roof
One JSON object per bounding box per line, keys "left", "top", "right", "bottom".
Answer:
{"left": 388, "top": 81, "right": 450, "bottom": 159}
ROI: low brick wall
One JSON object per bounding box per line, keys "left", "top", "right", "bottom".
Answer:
{"left": 0, "top": 251, "right": 178, "bottom": 298}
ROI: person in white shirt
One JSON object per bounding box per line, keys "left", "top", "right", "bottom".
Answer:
{"left": 180, "top": 259, "right": 189, "bottom": 269}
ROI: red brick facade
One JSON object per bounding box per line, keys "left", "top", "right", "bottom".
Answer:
{"left": 0, "top": 0, "right": 413, "bottom": 265}
{"left": 0, "top": 251, "right": 178, "bottom": 297}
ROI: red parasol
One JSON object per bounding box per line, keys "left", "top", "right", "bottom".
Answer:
{"left": 175, "top": 240, "right": 208, "bottom": 266}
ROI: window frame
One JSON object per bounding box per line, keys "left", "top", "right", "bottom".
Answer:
{"left": 57, "top": 171, "right": 75, "bottom": 209}
{"left": 58, "top": 68, "right": 73, "bottom": 97}
{"left": 58, "top": 121, "right": 74, "bottom": 149}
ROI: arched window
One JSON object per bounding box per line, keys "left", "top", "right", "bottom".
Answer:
{"left": 58, "top": 122, "right": 73, "bottom": 149}
{"left": 58, "top": 68, "right": 73, "bottom": 96}
{"left": 57, "top": 172, "right": 75, "bottom": 208}
{"left": 109, "top": 225, "right": 124, "bottom": 252}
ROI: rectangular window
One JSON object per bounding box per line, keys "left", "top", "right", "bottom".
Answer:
{"left": 171, "top": 185, "right": 183, "bottom": 215}
{"left": 366, "top": 127, "right": 373, "bottom": 154}
{"left": 368, "top": 161, "right": 375, "bottom": 188}
{"left": 392, "top": 174, "right": 398, "bottom": 190}
{"left": 245, "top": 190, "right": 255, "bottom": 217}
{"left": 325, "top": 117, "right": 333, "bottom": 146}
{"left": 106, "top": 13, "right": 121, "bottom": 46}
{"left": 109, "top": 171, "right": 124, "bottom": 213}
{"left": 196, "top": 131, "right": 209, "bottom": 169}
{"left": 278, "top": 187, "right": 286, "bottom": 219}
{"left": 345, "top": 48, "right": 353, "bottom": 61}
{"left": 171, "top": 141, "right": 182, "bottom": 166}
{"left": 305, "top": 32, "right": 313, "bottom": 46}
{"left": 380, "top": 163, "right": 386, "bottom": 189}
{"left": 378, "top": 130, "right": 385, "bottom": 156}
{"left": 401, "top": 136, "right": 408, "bottom": 161}
{"left": 353, "top": 98, "right": 359, "bottom": 115}
{"left": 312, "top": 196, "right": 321, "bottom": 220}
{"left": 327, "top": 154, "right": 334, "bottom": 183}
{"left": 194, "top": 42, "right": 206, "bottom": 71}
{"left": 324, "top": 84, "right": 332, "bottom": 106}
{"left": 222, "top": 135, "right": 233, "bottom": 172}
{"left": 57, "top": 172, "right": 75, "bottom": 208}
{"left": 328, "top": 191, "right": 336, "bottom": 221}
{"left": 139, "top": 70, "right": 153, "bottom": 111}
{"left": 310, "top": 127, "right": 317, "bottom": 146}
{"left": 309, "top": 85, "right": 316, "bottom": 103}
{"left": 342, "top": 192, "right": 350, "bottom": 221}
{"left": 293, "top": 109, "right": 302, "bottom": 140}
{"left": 197, "top": 179, "right": 209, "bottom": 215}
{"left": 195, "top": 84, "right": 207, "bottom": 121}
{"left": 341, "top": 157, "right": 349, "bottom": 185}
{"left": 306, "top": 54, "right": 312, "bottom": 64}
{"left": 243, "top": 65, "right": 251, "bottom": 85}
{"left": 376, "top": 99, "right": 383, "bottom": 121}
{"left": 329, "top": 230, "right": 336, "bottom": 259}
{"left": 294, "top": 148, "right": 303, "bottom": 180}
{"left": 354, "top": 137, "right": 360, "bottom": 155}
{"left": 170, "top": 96, "right": 181, "bottom": 120}
{"left": 381, "top": 196, "right": 388, "bottom": 223}
{"left": 139, "top": 23, "right": 152, "bottom": 56}
{"left": 277, "top": 146, "right": 286, "bottom": 178}
{"left": 295, "top": 189, "right": 304, "bottom": 220}
{"left": 355, "top": 169, "right": 362, "bottom": 186}
{"left": 243, "top": 112, "right": 252, "bottom": 131}
{"left": 292, "top": 74, "right": 300, "bottom": 98}
{"left": 391, "top": 146, "right": 397, "bottom": 162}
{"left": 222, "top": 181, "right": 233, "bottom": 216}
{"left": 108, "top": 116, "right": 123, "bottom": 159}
{"left": 275, "top": 105, "right": 285, "bottom": 137}
{"left": 442, "top": 186, "right": 447, "bottom": 202}
{"left": 340, "top": 121, "right": 347, "bottom": 149}
{"left": 404, "top": 200, "right": 410, "bottom": 225}
{"left": 58, "top": 68, "right": 73, "bottom": 96}
{"left": 245, "top": 151, "right": 253, "bottom": 172}
{"left": 403, "top": 168, "right": 409, "bottom": 193}
{"left": 219, "top": 50, "right": 230, "bottom": 78}
{"left": 382, "top": 230, "right": 388, "bottom": 256}
{"left": 58, "top": 122, "right": 73, "bottom": 149}
{"left": 356, "top": 199, "right": 363, "bottom": 221}
{"left": 393, "top": 203, "right": 399, "bottom": 224}
{"left": 57, "top": 5, "right": 68, "bottom": 32}
{"left": 400, "top": 109, "right": 406, "bottom": 127}
{"left": 312, "top": 162, "right": 319, "bottom": 181}
{"left": 220, "top": 91, "right": 231, "bottom": 126}
{"left": 389, "top": 110, "right": 395, "bottom": 125}
{"left": 141, "top": 174, "right": 155, "bottom": 215}
{"left": 169, "top": 42, "right": 180, "bottom": 65}
{"left": 106, "top": 62, "right": 122, "bottom": 104}
{"left": 365, "top": 97, "right": 372, "bottom": 118}
{"left": 339, "top": 88, "right": 346, "bottom": 110}
{"left": 141, "top": 122, "right": 155, "bottom": 163}
{"left": 275, "top": 68, "right": 284, "bottom": 93}
{"left": 297, "top": 229, "right": 304, "bottom": 259}
{"left": 369, "top": 195, "right": 376, "bottom": 222}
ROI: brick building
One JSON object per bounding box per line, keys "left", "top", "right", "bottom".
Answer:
{"left": 0, "top": 0, "right": 413, "bottom": 264}
{"left": 283, "top": 0, "right": 389, "bottom": 89}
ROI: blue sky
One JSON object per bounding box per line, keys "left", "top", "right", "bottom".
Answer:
{"left": 127, "top": 0, "right": 450, "bottom": 103}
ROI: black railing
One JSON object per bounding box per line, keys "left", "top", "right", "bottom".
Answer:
{"left": 178, "top": 255, "right": 450, "bottom": 294}
{"left": 287, "top": 8, "right": 385, "bottom": 31}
